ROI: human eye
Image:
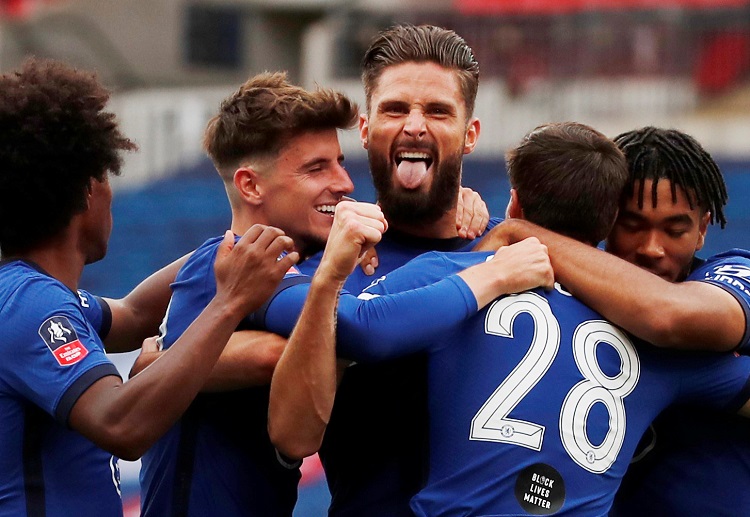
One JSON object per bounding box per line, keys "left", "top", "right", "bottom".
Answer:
{"left": 665, "top": 226, "right": 689, "bottom": 239}
{"left": 615, "top": 217, "right": 641, "bottom": 233}
{"left": 380, "top": 102, "right": 408, "bottom": 116}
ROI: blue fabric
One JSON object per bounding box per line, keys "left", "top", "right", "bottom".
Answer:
{"left": 0, "top": 260, "right": 123, "bottom": 517}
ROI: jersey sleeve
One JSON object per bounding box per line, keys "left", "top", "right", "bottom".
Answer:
{"left": 259, "top": 252, "right": 480, "bottom": 362}
{"left": 1, "top": 280, "right": 120, "bottom": 426}
{"left": 687, "top": 249, "right": 750, "bottom": 355}
{"left": 668, "top": 349, "right": 750, "bottom": 412}
{"left": 76, "top": 289, "right": 112, "bottom": 340}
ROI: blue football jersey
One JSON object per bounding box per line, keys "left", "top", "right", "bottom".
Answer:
{"left": 140, "top": 233, "right": 481, "bottom": 517}
{"left": 139, "top": 236, "right": 305, "bottom": 517}
{"left": 76, "top": 289, "right": 111, "bottom": 341}
{"left": 296, "top": 221, "right": 500, "bottom": 517}
{"left": 612, "top": 248, "right": 750, "bottom": 517}
{"left": 0, "top": 260, "right": 123, "bottom": 517}
{"left": 355, "top": 251, "right": 750, "bottom": 516}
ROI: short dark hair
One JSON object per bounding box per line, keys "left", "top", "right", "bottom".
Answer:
{"left": 613, "top": 126, "right": 728, "bottom": 228}
{"left": 507, "top": 122, "right": 628, "bottom": 244}
{"left": 361, "top": 24, "right": 479, "bottom": 117}
{"left": 203, "top": 72, "right": 359, "bottom": 181}
{"left": 0, "top": 58, "right": 135, "bottom": 256}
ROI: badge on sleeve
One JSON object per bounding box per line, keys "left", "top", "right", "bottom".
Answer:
{"left": 38, "top": 315, "right": 89, "bottom": 366}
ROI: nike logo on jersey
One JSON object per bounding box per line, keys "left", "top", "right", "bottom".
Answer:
{"left": 38, "top": 315, "right": 89, "bottom": 366}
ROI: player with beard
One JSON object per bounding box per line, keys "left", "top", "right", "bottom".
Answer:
{"left": 291, "top": 24, "right": 500, "bottom": 517}
{"left": 270, "top": 122, "right": 750, "bottom": 516}
{"left": 132, "top": 71, "right": 530, "bottom": 517}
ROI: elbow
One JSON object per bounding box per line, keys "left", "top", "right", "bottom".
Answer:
{"left": 93, "top": 423, "right": 152, "bottom": 461}
{"left": 267, "top": 422, "right": 321, "bottom": 461}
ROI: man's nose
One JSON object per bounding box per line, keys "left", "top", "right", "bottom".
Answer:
{"left": 637, "top": 231, "right": 666, "bottom": 260}
{"left": 403, "top": 110, "right": 426, "bottom": 139}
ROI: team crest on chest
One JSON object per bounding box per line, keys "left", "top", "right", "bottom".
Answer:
{"left": 38, "top": 315, "right": 89, "bottom": 366}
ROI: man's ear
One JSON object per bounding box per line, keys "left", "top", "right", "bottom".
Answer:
{"left": 463, "top": 117, "right": 480, "bottom": 155}
{"left": 233, "top": 167, "right": 262, "bottom": 206}
{"left": 359, "top": 114, "right": 369, "bottom": 150}
{"left": 695, "top": 210, "right": 711, "bottom": 252}
{"left": 506, "top": 188, "right": 524, "bottom": 219}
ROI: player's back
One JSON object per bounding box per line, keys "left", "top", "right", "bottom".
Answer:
{"left": 364, "top": 251, "right": 750, "bottom": 516}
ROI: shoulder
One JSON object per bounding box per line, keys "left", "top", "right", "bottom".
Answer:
{"left": 688, "top": 248, "right": 750, "bottom": 295}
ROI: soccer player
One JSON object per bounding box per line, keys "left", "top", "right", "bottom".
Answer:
{"left": 289, "top": 24, "right": 503, "bottom": 516}
{"left": 0, "top": 58, "right": 297, "bottom": 516}
{"left": 137, "top": 71, "right": 550, "bottom": 517}
{"left": 476, "top": 126, "right": 750, "bottom": 515}
{"left": 272, "top": 121, "right": 750, "bottom": 516}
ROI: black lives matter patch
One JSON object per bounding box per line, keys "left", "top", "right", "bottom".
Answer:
{"left": 514, "top": 463, "right": 565, "bottom": 515}
{"left": 38, "top": 315, "right": 89, "bottom": 366}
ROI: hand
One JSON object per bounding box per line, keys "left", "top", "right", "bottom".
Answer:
{"left": 317, "top": 201, "right": 387, "bottom": 283}
{"left": 456, "top": 187, "right": 489, "bottom": 240}
{"left": 359, "top": 246, "right": 379, "bottom": 276}
{"left": 213, "top": 225, "right": 299, "bottom": 317}
{"left": 128, "top": 336, "right": 161, "bottom": 379}
{"left": 473, "top": 219, "right": 519, "bottom": 252}
{"left": 490, "top": 237, "right": 554, "bottom": 294}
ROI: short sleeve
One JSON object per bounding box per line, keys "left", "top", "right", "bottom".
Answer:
{"left": 1, "top": 280, "right": 119, "bottom": 426}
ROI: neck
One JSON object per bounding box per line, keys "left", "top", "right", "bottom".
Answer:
{"left": 230, "top": 212, "right": 315, "bottom": 260}
{"left": 387, "top": 208, "right": 460, "bottom": 240}
{"left": 18, "top": 234, "right": 86, "bottom": 291}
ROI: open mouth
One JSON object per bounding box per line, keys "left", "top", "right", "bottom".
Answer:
{"left": 394, "top": 151, "right": 433, "bottom": 190}
{"left": 315, "top": 204, "right": 337, "bottom": 217}
{"left": 395, "top": 151, "right": 433, "bottom": 170}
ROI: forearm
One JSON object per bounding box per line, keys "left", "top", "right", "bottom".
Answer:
{"left": 504, "top": 219, "right": 744, "bottom": 350}
{"left": 202, "top": 332, "right": 287, "bottom": 391}
{"left": 335, "top": 276, "right": 477, "bottom": 362}
{"left": 268, "top": 275, "right": 343, "bottom": 459}
{"left": 129, "top": 332, "right": 288, "bottom": 391}
{"left": 70, "top": 295, "right": 246, "bottom": 460}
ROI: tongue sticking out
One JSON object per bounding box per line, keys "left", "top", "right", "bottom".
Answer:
{"left": 396, "top": 160, "right": 429, "bottom": 190}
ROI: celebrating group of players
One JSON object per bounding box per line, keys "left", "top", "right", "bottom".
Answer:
{"left": 0, "top": 22, "right": 748, "bottom": 517}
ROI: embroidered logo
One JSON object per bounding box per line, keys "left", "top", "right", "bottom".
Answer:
{"left": 38, "top": 316, "right": 89, "bottom": 366}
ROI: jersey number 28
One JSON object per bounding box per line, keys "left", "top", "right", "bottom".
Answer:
{"left": 470, "top": 292, "right": 640, "bottom": 474}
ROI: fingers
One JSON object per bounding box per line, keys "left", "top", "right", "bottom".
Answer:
{"left": 141, "top": 336, "right": 160, "bottom": 353}
{"left": 359, "top": 247, "right": 379, "bottom": 276}
{"left": 456, "top": 187, "right": 489, "bottom": 240}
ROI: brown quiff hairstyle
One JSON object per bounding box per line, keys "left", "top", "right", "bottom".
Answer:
{"left": 507, "top": 122, "right": 628, "bottom": 244}
{"left": 361, "top": 24, "right": 480, "bottom": 117}
{"left": 203, "top": 72, "right": 359, "bottom": 182}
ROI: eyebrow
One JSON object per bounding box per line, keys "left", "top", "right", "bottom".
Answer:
{"left": 620, "top": 209, "right": 695, "bottom": 226}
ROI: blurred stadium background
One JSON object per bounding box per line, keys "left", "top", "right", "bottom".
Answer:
{"left": 2, "top": 0, "right": 749, "bottom": 515}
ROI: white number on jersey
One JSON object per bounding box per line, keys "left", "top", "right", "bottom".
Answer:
{"left": 469, "top": 293, "right": 640, "bottom": 474}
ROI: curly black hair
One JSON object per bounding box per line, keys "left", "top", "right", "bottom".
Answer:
{"left": 614, "top": 127, "right": 727, "bottom": 228}
{"left": 0, "top": 58, "right": 136, "bottom": 256}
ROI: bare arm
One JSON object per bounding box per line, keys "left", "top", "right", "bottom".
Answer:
{"left": 478, "top": 219, "right": 745, "bottom": 351}
{"left": 68, "top": 226, "right": 298, "bottom": 460}
{"left": 269, "top": 201, "right": 386, "bottom": 459}
{"left": 101, "top": 253, "right": 190, "bottom": 354}
{"left": 130, "top": 331, "right": 288, "bottom": 391}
